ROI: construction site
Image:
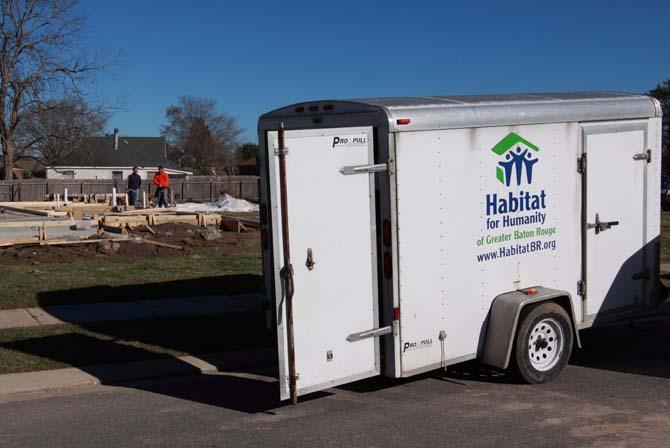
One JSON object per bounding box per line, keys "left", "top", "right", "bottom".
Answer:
{"left": 0, "top": 190, "right": 262, "bottom": 311}
{"left": 0, "top": 189, "right": 259, "bottom": 246}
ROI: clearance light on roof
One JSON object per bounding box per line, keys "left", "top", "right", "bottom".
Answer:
{"left": 523, "top": 288, "right": 538, "bottom": 295}
{"left": 396, "top": 118, "right": 411, "bottom": 125}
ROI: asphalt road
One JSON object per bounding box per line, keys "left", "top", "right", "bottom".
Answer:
{"left": 1, "top": 316, "right": 668, "bottom": 448}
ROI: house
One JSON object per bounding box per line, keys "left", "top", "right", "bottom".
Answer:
{"left": 46, "top": 129, "right": 192, "bottom": 180}
{"left": 236, "top": 157, "right": 258, "bottom": 175}
{"left": 0, "top": 158, "right": 47, "bottom": 179}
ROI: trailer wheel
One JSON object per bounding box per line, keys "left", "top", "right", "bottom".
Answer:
{"left": 513, "top": 302, "right": 573, "bottom": 384}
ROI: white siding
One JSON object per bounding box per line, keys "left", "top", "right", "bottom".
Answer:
{"left": 46, "top": 167, "right": 186, "bottom": 180}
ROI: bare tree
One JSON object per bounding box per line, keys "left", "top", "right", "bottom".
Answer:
{"left": 19, "top": 96, "right": 108, "bottom": 166}
{"left": 0, "top": 0, "right": 105, "bottom": 179}
{"left": 161, "top": 96, "right": 243, "bottom": 175}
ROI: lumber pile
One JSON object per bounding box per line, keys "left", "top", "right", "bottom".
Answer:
{"left": 0, "top": 204, "right": 68, "bottom": 218}
{"left": 100, "top": 212, "right": 222, "bottom": 229}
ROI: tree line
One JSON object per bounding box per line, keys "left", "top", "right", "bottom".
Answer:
{"left": 0, "top": 0, "right": 255, "bottom": 179}
{"left": 0, "top": 0, "right": 664, "bottom": 179}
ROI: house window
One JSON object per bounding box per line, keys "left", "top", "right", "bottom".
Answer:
{"left": 112, "top": 171, "right": 123, "bottom": 183}
{"left": 62, "top": 171, "right": 75, "bottom": 179}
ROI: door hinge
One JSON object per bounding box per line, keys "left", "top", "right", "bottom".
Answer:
{"left": 633, "top": 149, "right": 651, "bottom": 163}
{"left": 274, "top": 147, "right": 289, "bottom": 156}
{"left": 577, "top": 280, "right": 586, "bottom": 297}
{"left": 577, "top": 154, "right": 586, "bottom": 174}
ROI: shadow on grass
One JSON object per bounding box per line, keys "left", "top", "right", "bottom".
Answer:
{"left": 36, "top": 274, "right": 263, "bottom": 307}
{"left": 0, "top": 274, "right": 286, "bottom": 413}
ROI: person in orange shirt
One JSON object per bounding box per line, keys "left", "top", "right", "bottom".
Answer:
{"left": 152, "top": 165, "right": 170, "bottom": 208}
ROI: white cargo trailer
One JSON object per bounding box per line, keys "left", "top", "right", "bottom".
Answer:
{"left": 257, "top": 93, "right": 664, "bottom": 402}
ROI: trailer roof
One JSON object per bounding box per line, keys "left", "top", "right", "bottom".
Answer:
{"left": 261, "top": 92, "right": 662, "bottom": 132}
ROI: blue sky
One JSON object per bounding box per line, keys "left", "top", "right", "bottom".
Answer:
{"left": 79, "top": 0, "right": 670, "bottom": 143}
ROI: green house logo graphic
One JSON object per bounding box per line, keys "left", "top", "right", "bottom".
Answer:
{"left": 491, "top": 133, "right": 540, "bottom": 186}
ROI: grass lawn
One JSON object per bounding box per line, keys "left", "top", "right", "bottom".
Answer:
{"left": 0, "top": 314, "right": 271, "bottom": 375}
{"left": 0, "top": 236, "right": 262, "bottom": 310}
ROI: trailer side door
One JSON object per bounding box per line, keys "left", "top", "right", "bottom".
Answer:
{"left": 582, "top": 122, "right": 648, "bottom": 321}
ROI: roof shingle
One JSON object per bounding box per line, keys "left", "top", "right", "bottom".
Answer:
{"left": 52, "top": 136, "right": 178, "bottom": 169}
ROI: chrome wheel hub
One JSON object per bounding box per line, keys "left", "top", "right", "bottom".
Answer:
{"left": 528, "top": 317, "right": 564, "bottom": 371}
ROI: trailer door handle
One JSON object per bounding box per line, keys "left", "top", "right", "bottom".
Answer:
{"left": 587, "top": 213, "right": 619, "bottom": 235}
{"left": 346, "top": 326, "right": 392, "bottom": 342}
{"left": 339, "top": 163, "right": 388, "bottom": 175}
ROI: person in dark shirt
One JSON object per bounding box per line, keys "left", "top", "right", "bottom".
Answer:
{"left": 127, "top": 166, "right": 142, "bottom": 206}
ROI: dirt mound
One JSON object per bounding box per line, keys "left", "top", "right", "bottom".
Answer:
{"left": 0, "top": 223, "right": 259, "bottom": 263}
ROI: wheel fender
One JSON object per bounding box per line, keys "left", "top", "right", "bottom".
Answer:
{"left": 481, "top": 287, "right": 581, "bottom": 370}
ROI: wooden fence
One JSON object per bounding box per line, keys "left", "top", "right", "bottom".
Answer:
{"left": 0, "top": 176, "right": 259, "bottom": 203}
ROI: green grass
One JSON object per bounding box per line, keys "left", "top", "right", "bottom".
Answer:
{"left": 0, "top": 239, "right": 262, "bottom": 310}
{"left": 0, "top": 314, "right": 271, "bottom": 375}
{"left": 0, "top": 233, "right": 268, "bottom": 375}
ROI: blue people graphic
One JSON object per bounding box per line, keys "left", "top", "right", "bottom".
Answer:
{"left": 498, "top": 153, "right": 516, "bottom": 187}
{"left": 497, "top": 146, "right": 538, "bottom": 186}
{"left": 523, "top": 149, "right": 538, "bottom": 184}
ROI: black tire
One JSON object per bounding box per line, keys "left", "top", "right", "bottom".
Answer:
{"left": 513, "top": 302, "right": 573, "bottom": 384}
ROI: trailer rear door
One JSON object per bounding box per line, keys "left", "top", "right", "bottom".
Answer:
{"left": 267, "top": 126, "right": 380, "bottom": 400}
{"left": 583, "top": 123, "right": 647, "bottom": 320}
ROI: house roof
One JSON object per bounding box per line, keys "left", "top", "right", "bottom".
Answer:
{"left": 237, "top": 157, "right": 257, "bottom": 167}
{"left": 51, "top": 136, "right": 179, "bottom": 170}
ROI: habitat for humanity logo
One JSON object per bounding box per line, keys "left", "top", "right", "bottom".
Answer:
{"left": 492, "top": 133, "right": 540, "bottom": 186}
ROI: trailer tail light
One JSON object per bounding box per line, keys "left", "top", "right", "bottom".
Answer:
{"left": 260, "top": 203, "right": 268, "bottom": 224}
{"left": 383, "top": 251, "right": 392, "bottom": 278}
{"left": 308, "top": 105, "right": 319, "bottom": 112}
{"left": 261, "top": 229, "right": 269, "bottom": 250}
{"left": 396, "top": 118, "right": 411, "bottom": 125}
{"left": 382, "top": 219, "right": 392, "bottom": 246}
{"left": 393, "top": 307, "right": 400, "bottom": 321}
{"left": 294, "top": 106, "right": 305, "bottom": 113}
{"left": 323, "top": 104, "right": 334, "bottom": 111}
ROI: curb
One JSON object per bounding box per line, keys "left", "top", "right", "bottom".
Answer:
{"left": 0, "top": 347, "right": 275, "bottom": 397}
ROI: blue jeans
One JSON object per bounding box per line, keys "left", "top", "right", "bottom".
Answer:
{"left": 128, "top": 189, "right": 139, "bottom": 206}
{"left": 157, "top": 188, "right": 169, "bottom": 208}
